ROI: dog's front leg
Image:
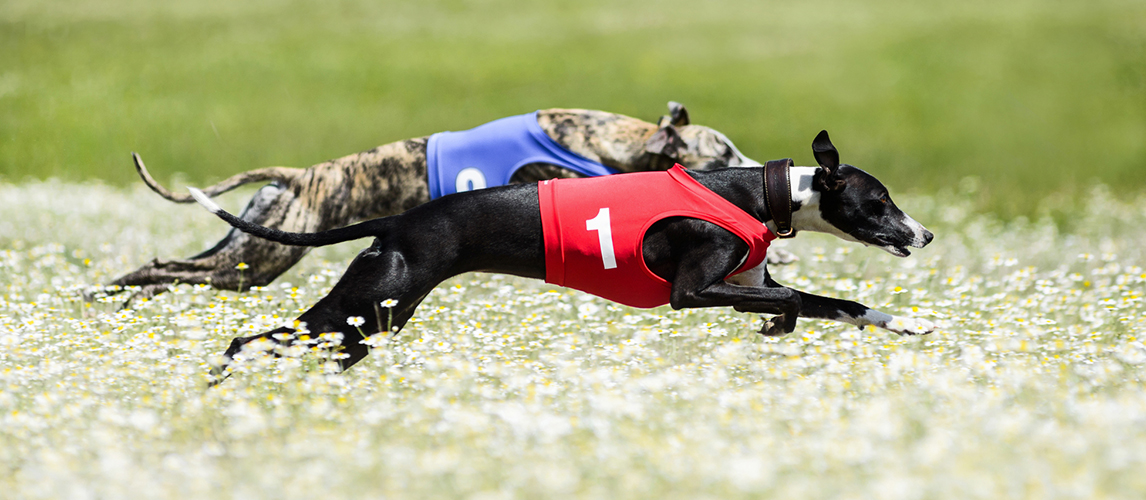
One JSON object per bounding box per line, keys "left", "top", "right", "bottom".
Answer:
{"left": 669, "top": 258, "right": 802, "bottom": 336}
{"left": 648, "top": 223, "right": 801, "bottom": 335}
{"left": 670, "top": 281, "right": 801, "bottom": 336}
{"left": 797, "top": 292, "right": 935, "bottom": 335}
{"left": 761, "top": 275, "right": 935, "bottom": 335}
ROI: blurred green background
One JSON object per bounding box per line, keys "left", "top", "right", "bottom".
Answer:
{"left": 1, "top": 0, "right": 1143, "bottom": 217}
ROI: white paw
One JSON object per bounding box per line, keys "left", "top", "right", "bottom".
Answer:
{"left": 883, "top": 316, "right": 935, "bottom": 335}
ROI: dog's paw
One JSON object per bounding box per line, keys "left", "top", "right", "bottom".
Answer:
{"left": 883, "top": 316, "right": 935, "bottom": 336}
{"left": 766, "top": 248, "right": 799, "bottom": 265}
{"left": 758, "top": 316, "right": 790, "bottom": 337}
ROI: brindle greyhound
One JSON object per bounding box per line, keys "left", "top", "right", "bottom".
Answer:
{"left": 112, "top": 102, "right": 796, "bottom": 300}
{"left": 191, "top": 131, "right": 936, "bottom": 384}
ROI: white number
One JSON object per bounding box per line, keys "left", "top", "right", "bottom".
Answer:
{"left": 455, "top": 168, "right": 487, "bottom": 193}
{"left": 585, "top": 208, "right": 617, "bottom": 270}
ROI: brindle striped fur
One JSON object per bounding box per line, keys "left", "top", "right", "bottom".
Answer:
{"left": 112, "top": 103, "right": 790, "bottom": 299}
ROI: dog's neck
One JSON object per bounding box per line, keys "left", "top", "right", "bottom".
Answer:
{"left": 767, "top": 166, "right": 853, "bottom": 241}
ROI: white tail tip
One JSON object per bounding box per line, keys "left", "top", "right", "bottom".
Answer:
{"left": 187, "top": 187, "right": 221, "bottom": 214}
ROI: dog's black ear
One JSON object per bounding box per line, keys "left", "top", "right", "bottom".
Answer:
{"left": 668, "top": 101, "right": 690, "bottom": 127}
{"left": 812, "top": 130, "right": 845, "bottom": 191}
{"left": 645, "top": 124, "right": 686, "bottom": 159}
{"left": 812, "top": 130, "right": 839, "bottom": 170}
{"left": 813, "top": 166, "right": 845, "bottom": 192}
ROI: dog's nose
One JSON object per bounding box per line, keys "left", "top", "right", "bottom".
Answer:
{"left": 922, "top": 229, "right": 934, "bottom": 246}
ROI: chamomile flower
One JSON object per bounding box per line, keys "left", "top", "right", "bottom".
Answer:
{"left": 4, "top": 181, "right": 1146, "bottom": 499}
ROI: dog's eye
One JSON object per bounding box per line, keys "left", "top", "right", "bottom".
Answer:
{"left": 879, "top": 195, "right": 889, "bottom": 204}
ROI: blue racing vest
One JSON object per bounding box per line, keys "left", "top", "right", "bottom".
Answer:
{"left": 426, "top": 111, "right": 620, "bottom": 199}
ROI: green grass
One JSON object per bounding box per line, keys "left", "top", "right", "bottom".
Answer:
{"left": 3, "top": 181, "right": 1146, "bottom": 498}
{"left": 4, "top": 5, "right": 1144, "bottom": 495}
{"left": 2, "top": 0, "right": 1143, "bottom": 217}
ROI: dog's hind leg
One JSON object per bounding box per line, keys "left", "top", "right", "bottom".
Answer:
{"left": 114, "top": 139, "right": 431, "bottom": 301}
{"left": 111, "top": 183, "right": 312, "bottom": 299}
{"left": 210, "top": 242, "right": 434, "bottom": 383}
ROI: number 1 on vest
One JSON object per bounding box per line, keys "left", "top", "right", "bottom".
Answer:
{"left": 585, "top": 208, "right": 617, "bottom": 270}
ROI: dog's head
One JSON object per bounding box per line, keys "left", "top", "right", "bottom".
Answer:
{"left": 791, "top": 131, "right": 933, "bottom": 257}
{"left": 645, "top": 101, "right": 759, "bottom": 170}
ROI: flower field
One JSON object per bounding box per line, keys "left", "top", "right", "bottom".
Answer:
{"left": 2, "top": 180, "right": 1145, "bottom": 499}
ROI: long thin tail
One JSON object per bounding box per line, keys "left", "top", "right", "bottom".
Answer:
{"left": 133, "top": 152, "right": 303, "bottom": 203}
{"left": 188, "top": 187, "right": 383, "bottom": 247}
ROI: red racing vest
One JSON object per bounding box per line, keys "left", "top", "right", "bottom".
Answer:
{"left": 538, "top": 165, "right": 775, "bottom": 308}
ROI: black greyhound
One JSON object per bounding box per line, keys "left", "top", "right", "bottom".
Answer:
{"left": 191, "top": 131, "right": 935, "bottom": 383}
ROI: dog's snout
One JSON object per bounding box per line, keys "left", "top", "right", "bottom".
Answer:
{"left": 900, "top": 214, "right": 932, "bottom": 249}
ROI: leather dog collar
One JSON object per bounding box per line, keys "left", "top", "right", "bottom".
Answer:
{"left": 763, "top": 158, "right": 797, "bottom": 238}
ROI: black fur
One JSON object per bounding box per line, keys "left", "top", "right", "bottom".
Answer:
{"left": 201, "top": 132, "right": 933, "bottom": 385}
